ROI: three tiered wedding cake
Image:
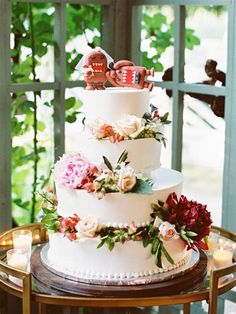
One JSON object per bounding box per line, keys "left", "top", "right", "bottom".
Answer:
{"left": 40, "top": 49, "right": 212, "bottom": 285}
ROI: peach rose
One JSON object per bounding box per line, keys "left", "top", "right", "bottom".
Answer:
{"left": 76, "top": 217, "right": 99, "bottom": 238}
{"left": 158, "top": 221, "right": 178, "bottom": 242}
{"left": 86, "top": 118, "right": 112, "bottom": 139}
{"left": 113, "top": 115, "right": 144, "bottom": 138}
{"left": 117, "top": 166, "right": 137, "bottom": 192}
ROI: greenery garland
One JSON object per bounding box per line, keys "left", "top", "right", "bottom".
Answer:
{"left": 39, "top": 191, "right": 202, "bottom": 268}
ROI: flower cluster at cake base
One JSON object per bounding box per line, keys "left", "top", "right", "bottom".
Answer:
{"left": 85, "top": 105, "right": 170, "bottom": 145}
{"left": 151, "top": 192, "right": 213, "bottom": 250}
{"left": 53, "top": 150, "right": 153, "bottom": 198}
{"left": 40, "top": 191, "right": 212, "bottom": 268}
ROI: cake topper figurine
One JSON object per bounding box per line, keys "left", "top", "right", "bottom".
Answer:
{"left": 106, "top": 60, "right": 154, "bottom": 91}
{"left": 77, "top": 48, "right": 154, "bottom": 91}
{"left": 76, "top": 47, "right": 114, "bottom": 90}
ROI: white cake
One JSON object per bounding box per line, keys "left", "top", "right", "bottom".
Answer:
{"left": 44, "top": 88, "right": 191, "bottom": 282}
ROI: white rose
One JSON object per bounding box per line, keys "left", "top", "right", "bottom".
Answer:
{"left": 158, "top": 221, "right": 178, "bottom": 242}
{"left": 86, "top": 118, "right": 107, "bottom": 139}
{"left": 153, "top": 216, "right": 163, "bottom": 228}
{"left": 117, "top": 165, "right": 137, "bottom": 192}
{"left": 113, "top": 115, "right": 145, "bottom": 138}
{"left": 76, "top": 217, "right": 99, "bottom": 238}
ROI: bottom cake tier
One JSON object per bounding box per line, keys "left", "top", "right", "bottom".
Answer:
{"left": 45, "top": 233, "right": 190, "bottom": 282}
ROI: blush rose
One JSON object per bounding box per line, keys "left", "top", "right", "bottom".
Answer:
{"left": 113, "top": 115, "right": 144, "bottom": 138}
{"left": 76, "top": 216, "right": 99, "bottom": 238}
{"left": 158, "top": 221, "right": 179, "bottom": 242}
{"left": 117, "top": 165, "right": 137, "bottom": 192}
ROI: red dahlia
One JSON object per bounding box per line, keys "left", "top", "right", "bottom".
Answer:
{"left": 166, "top": 192, "right": 212, "bottom": 242}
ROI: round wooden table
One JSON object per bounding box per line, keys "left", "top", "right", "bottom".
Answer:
{"left": 0, "top": 223, "right": 235, "bottom": 314}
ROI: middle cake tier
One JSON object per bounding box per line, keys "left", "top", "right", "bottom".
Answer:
{"left": 75, "top": 135, "right": 162, "bottom": 174}
{"left": 56, "top": 168, "right": 183, "bottom": 227}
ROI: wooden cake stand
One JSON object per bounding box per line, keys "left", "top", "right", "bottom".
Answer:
{"left": 31, "top": 244, "right": 208, "bottom": 297}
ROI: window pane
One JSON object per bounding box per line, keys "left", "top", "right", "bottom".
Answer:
{"left": 11, "top": 3, "right": 55, "bottom": 83}
{"left": 184, "top": 6, "right": 227, "bottom": 83}
{"left": 11, "top": 91, "right": 54, "bottom": 225}
{"left": 65, "top": 87, "right": 84, "bottom": 152}
{"left": 140, "top": 5, "right": 174, "bottom": 81}
{"left": 182, "top": 94, "right": 224, "bottom": 226}
{"left": 66, "top": 4, "right": 101, "bottom": 81}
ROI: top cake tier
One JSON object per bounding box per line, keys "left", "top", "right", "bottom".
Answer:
{"left": 81, "top": 87, "right": 150, "bottom": 122}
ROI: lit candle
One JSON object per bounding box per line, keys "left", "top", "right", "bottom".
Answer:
{"left": 8, "top": 254, "right": 28, "bottom": 270}
{"left": 12, "top": 230, "right": 32, "bottom": 257}
{"left": 7, "top": 249, "right": 28, "bottom": 286}
{"left": 213, "top": 248, "right": 233, "bottom": 268}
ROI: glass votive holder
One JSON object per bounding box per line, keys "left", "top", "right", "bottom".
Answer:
{"left": 12, "top": 230, "right": 32, "bottom": 256}
{"left": 12, "top": 230, "right": 32, "bottom": 271}
{"left": 207, "top": 230, "right": 220, "bottom": 255}
{"left": 232, "top": 243, "right": 236, "bottom": 260}
{"left": 213, "top": 246, "right": 234, "bottom": 269}
{"left": 7, "top": 248, "right": 28, "bottom": 286}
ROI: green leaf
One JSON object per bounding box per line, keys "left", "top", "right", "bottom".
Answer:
{"left": 180, "top": 232, "right": 191, "bottom": 245}
{"left": 185, "top": 231, "right": 198, "bottom": 237}
{"left": 38, "top": 121, "right": 46, "bottom": 132}
{"left": 41, "top": 213, "right": 58, "bottom": 227}
{"left": 97, "top": 240, "right": 105, "bottom": 249}
{"left": 160, "top": 112, "right": 169, "bottom": 122}
{"left": 143, "top": 236, "right": 151, "bottom": 248}
{"left": 117, "top": 150, "right": 128, "bottom": 164}
{"left": 154, "top": 62, "right": 164, "bottom": 72}
{"left": 161, "top": 243, "right": 174, "bottom": 264}
{"left": 156, "top": 248, "right": 162, "bottom": 268}
{"left": 151, "top": 238, "right": 160, "bottom": 255}
{"left": 150, "top": 104, "right": 158, "bottom": 113}
{"left": 65, "top": 97, "right": 76, "bottom": 110}
{"left": 107, "top": 238, "right": 115, "bottom": 251}
{"left": 131, "top": 179, "right": 153, "bottom": 195}
{"left": 42, "top": 208, "right": 56, "bottom": 215}
{"left": 66, "top": 112, "right": 77, "bottom": 123}
{"left": 103, "top": 156, "right": 113, "bottom": 171}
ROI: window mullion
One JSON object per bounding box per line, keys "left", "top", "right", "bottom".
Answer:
{"left": 101, "top": 3, "right": 115, "bottom": 56}
{"left": 54, "top": 1, "right": 66, "bottom": 161}
{"left": 172, "top": 4, "right": 185, "bottom": 171}
{"left": 222, "top": 1, "right": 236, "bottom": 232}
{"left": 131, "top": 5, "right": 142, "bottom": 65}
{"left": 0, "top": 0, "right": 12, "bottom": 231}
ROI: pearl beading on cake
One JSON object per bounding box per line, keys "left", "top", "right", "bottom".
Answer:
{"left": 104, "top": 221, "right": 151, "bottom": 228}
{"left": 45, "top": 250, "right": 190, "bottom": 281}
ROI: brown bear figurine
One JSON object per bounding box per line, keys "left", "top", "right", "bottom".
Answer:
{"left": 77, "top": 48, "right": 113, "bottom": 90}
{"left": 106, "top": 60, "right": 154, "bottom": 91}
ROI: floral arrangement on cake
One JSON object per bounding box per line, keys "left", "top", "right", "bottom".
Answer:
{"left": 53, "top": 150, "right": 153, "bottom": 198}
{"left": 85, "top": 105, "right": 171, "bottom": 145}
{"left": 40, "top": 191, "right": 212, "bottom": 268}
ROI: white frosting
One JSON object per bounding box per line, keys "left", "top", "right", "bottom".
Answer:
{"left": 75, "top": 136, "right": 162, "bottom": 174}
{"left": 56, "top": 168, "right": 183, "bottom": 225}
{"left": 47, "top": 233, "right": 189, "bottom": 280}
{"left": 80, "top": 88, "right": 150, "bottom": 122}
{"left": 47, "top": 88, "right": 189, "bottom": 282}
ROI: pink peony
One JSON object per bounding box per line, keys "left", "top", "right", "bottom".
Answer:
{"left": 53, "top": 153, "right": 101, "bottom": 189}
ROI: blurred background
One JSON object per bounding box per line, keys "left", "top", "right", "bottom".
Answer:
{"left": 9, "top": 4, "right": 226, "bottom": 227}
